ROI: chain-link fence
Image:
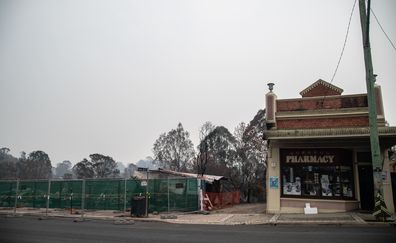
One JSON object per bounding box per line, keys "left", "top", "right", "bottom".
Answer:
{"left": 0, "top": 178, "right": 199, "bottom": 213}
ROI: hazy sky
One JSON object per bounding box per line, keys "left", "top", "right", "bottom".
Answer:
{"left": 1, "top": 0, "right": 395, "bottom": 166}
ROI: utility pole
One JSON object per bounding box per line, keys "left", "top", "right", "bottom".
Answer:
{"left": 358, "top": 0, "right": 383, "bottom": 200}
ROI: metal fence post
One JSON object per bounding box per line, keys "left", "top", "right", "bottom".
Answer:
{"left": 145, "top": 171, "right": 148, "bottom": 217}
{"left": 123, "top": 178, "right": 127, "bottom": 213}
{"left": 46, "top": 179, "right": 51, "bottom": 217}
{"left": 81, "top": 179, "right": 85, "bottom": 220}
{"left": 185, "top": 178, "right": 188, "bottom": 211}
{"left": 198, "top": 179, "right": 203, "bottom": 211}
{"left": 13, "top": 179, "right": 19, "bottom": 216}
{"left": 167, "top": 177, "right": 170, "bottom": 213}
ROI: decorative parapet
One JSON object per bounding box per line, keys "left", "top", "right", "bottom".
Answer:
{"left": 299, "top": 79, "right": 344, "bottom": 97}
{"left": 276, "top": 107, "right": 368, "bottom": 120}
{"left": 264, "top": 126, "right": 396, "bottom": 140}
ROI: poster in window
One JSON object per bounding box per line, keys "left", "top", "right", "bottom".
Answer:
{"left": 321, "top": 174, "right": 332, "bottom": 196}
{"left": 283, "top": 177, "right": 301, "bottom": 195}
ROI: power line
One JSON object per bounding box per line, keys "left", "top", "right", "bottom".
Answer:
{"left": 321, "top": 0, "right": 357, "bottom": 107}
{"left": 329, "top": 0, "right": 357, "bottom": 85}
{"left": 370, "top": 9, "right": 396, "bottom": 51}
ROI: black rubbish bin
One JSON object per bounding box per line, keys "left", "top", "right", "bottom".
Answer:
{"left": 131, "top": 196, "right": 146, "bottom": 217}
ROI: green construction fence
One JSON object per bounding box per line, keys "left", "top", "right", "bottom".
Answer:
{"left": 0, "top": 178, "right": 199, "bottom": 212}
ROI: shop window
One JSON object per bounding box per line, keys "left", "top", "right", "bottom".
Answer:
{"left": 280, "top": 148, "right": 354, "bottom": 200}
{"left": 282, "top": 165, "right": 354, "bottom": 199}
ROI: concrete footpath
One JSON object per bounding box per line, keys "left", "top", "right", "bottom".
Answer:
{"left": 1, "top": 207, "right": 395, "bottom": 226}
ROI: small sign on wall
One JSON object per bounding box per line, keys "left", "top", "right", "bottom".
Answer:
{"left": 382, "top": 171, "right": 387, "bottom": 182}
{"left": 269, "top": 176, "right": 279, "bottom": 189}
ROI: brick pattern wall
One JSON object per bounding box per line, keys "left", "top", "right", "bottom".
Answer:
{"left": 277, "top": 95, "right": 368, "bottom": 112}
{"left": 266, "top": 93, "right": 276, "bottom": 123}
{"left": 277, "top": 116, "right": 369, "bottom": 129}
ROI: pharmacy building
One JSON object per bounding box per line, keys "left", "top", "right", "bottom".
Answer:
{"left": 264, "top": 79, "right": 396, "bottom": 214}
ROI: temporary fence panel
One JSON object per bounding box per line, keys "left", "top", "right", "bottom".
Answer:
{"left": 16, "top": 181, "right": 48, "bottom": 208}
{"left": 126, "top": 179, "right": 146, "bottom": 210}
{"left": 49, "top": 180, "right": 83, "bottom": 209}
{"left": 0, "top": 181, "right": 16, "bottom": 207}
{"left": 148, "top": 178, "right": 199, "bottom": 212}
{"left": 85, "top": 179, "right": 128, "bottom": 211}
{"left": 0, "top": 178, "right": 199, "bottom": 212}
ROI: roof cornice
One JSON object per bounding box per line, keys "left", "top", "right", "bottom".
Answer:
{"left": 264, "top": 127, "right": 396, "bottom": 140}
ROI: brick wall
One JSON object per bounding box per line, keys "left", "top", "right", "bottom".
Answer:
{"left": 277, "top": 95, "right": 368, "bottom": 112}
{"left": 277, "top": 116, "right": 369, "bottom": 129}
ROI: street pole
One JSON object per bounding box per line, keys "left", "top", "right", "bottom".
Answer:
{"left": 14, "top": 179, "right": 19, "bottom": 216}
{"left": 167, "top": 177, "right": 170, "bottom": 213}
{"left": 46, "top": 179, "right": 51, "bottom": 217}
{"left": 123, "top": 178, "right": 127, "bottom": 214}
{"left": 70, "top": 189, "right": 73, "bottom": 214}
{"left": 81, "top": 179, "right": 85, "bottom": 220}
{"left": 358, "top": 0, "right": 383, "bottom": 199}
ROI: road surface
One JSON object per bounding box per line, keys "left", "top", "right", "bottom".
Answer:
{"left": 0, "top": 216, "right": 395, "bottom": 243}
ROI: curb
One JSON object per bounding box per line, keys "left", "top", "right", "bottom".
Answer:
{"left": 0, "top": 211, "right": 393, "bottom": 226}
{"left": 350, "top": 213, "right": 367, "bottom": 224}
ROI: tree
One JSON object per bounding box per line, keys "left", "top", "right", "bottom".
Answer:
{"left": 242, "top": 109, "right": 267, "bottom": 176}
{"left": 73, "top": 154, "right": 120, "bottom": 179}
{"left": 90, "top": 153, "right": 120, "bottom": 178}
{"left": 55, "top": 160, "right": 73, "bottom": 178}
{"left": 195, "top": 110, "right": 267, "bottom": 199}
{"left": 153, "top": 123, "right": 195, "bottom": 172}
{"left": 17, "top": 150, "right": 52, "bottom": 179}
{"left": 237, "top": 109, "right": 267, "bottom": 202}
{"left": 196, "top": 122, "right": 215, "bottom": 176}
{"left": 199, "top": 121, "right": 215, "bottom": 142}
{"left": 0, "top": 147, "right": 10, "bottom": 155}
{"left": 73, "top": 158, "right": 94, "bottom": 179}
{"left": 0, "top": 147, "right": 18, "bottom": 179}
{"left": 197, "top": 126, "right": 240, "bottom": 188}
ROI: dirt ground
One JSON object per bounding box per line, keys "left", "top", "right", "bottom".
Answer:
{"left": 211, "top": 203, "right": 266, "bottom": 214}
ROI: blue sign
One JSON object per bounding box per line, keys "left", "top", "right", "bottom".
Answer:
{"left": 270, "top": 176, "right": 279, "bottom": 189}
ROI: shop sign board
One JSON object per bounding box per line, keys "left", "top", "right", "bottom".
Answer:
{"left": 280, "top": 148, "right": 352, "bottom": 166}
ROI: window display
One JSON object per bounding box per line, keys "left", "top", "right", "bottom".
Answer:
{"left": 280, "top": 149, "right": 354, "bottom": 200}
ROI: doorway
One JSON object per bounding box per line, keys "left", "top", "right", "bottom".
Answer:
{"left": 391, "top": 172, "right": 396, "bottom": 211}
{"left": 358, "top": 165, "right": 374, "bottom": 211}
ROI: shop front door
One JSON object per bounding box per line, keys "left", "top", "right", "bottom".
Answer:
{"left": 358, "top": 165, "right": 374, "bottom": 211}
{"left": 391, "top": 172, "right": 396, "bottom": 211}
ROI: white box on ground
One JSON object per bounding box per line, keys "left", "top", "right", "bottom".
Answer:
{"left": 304, "top": 203, "right": 318, "bottom": 214}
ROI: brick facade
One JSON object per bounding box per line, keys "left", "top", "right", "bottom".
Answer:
{"left": 277, "top": 116, "right": 369, "bottom": 129}
{"left": 264, "top": 79, "right": 396, "bottom": 214}
{"left": 277, "top": 95, "right": 368, "bottom": 112}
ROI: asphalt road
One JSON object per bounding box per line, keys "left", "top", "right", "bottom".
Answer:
{"left": 0, "top": 216, "right": 395, "bottom": 243}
